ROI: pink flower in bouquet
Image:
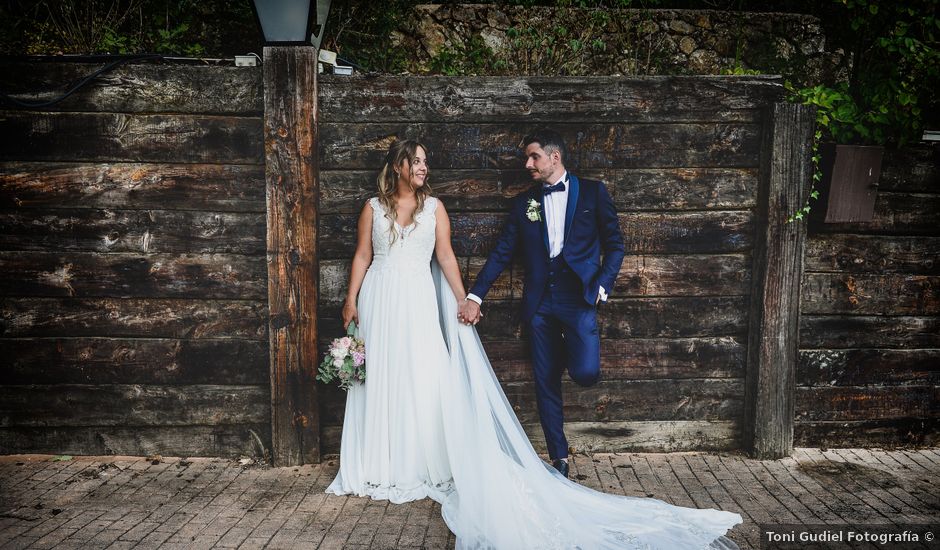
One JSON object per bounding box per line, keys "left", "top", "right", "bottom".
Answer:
{"left": 317, "top": 321, "right": 366, "bottom": 391}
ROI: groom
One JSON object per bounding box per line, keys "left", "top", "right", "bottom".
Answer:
{"left": 459, "top": 130, "right": 625, "bottom": 478}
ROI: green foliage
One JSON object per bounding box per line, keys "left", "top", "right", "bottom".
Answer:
{"left": 323, "top": 0, "right": 412, "bottom": 73}
{"left": 429, "top": 35, "right": 502, "bottom": 76}
{"left": 424, "top": 1, "right": 668, "bottom": 77}
{"left": 721, "top": 65, "right": 763, "bottom": 76}
{"left": 0, "top": 0, "right": 258, "bottom": 56}
{"left": 788, "top": 0, "right": 939, "bottom": 147}
{"left": 786, "top": 128, "right": 823, "bottom": 223}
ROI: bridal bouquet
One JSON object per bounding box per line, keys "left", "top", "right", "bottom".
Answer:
{"left": 317, "top": 321, "right": 365, "bottom": 390}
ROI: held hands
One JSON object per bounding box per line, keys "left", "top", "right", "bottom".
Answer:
{"left": 457, "top": 299, "right": 482, "bottom": 326}
{"left": 342, "top": 299, "right": 359, "bottom": 330}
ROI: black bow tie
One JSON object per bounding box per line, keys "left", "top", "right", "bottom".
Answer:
{"left": 542, "top": 181, "right": 566, "bottom": 195}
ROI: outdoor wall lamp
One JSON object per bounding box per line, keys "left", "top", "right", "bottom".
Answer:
{"left": 251, "top": 0, "right": 332, "bottom": 49}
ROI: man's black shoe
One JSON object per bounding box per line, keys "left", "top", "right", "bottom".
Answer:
{"left": 552, "top": 459, "right": 569, "bottom": 478}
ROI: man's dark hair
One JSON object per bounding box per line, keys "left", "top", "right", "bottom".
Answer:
{"left": 522, "top": 129, "right": 567, "bottom": 164}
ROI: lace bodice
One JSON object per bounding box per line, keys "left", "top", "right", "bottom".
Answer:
{"left": 369, "top": 196, "right": 438, "bottom": 272}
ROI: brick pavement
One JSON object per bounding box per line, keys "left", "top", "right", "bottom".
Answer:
{"left": 1, "top": 448, "right": 937, "bottom": 549}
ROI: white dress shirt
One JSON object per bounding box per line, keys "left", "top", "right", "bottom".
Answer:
{"left": 543, "top": 172, "right": 568, "bottom": 259}
{"left": 467, "top": 171, "right": 606, "bottom": 305}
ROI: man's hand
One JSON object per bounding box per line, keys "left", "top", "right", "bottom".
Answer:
{"left": 458, "top": 299, "right": 482, "bottom": 325}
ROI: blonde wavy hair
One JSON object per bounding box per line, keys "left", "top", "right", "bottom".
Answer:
{"left": 376, "top": 139, "right": 432, "bottom": 244}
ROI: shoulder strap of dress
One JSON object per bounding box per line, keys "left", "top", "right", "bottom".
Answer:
{"left": 426, "top": 196, "right": 439, "bottom": 215}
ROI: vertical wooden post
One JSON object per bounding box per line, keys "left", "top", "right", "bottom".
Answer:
{"left": 264, "top": 46, "right": 320, "bottom": 466}
{"left": 745, "top": 102, "right": 815, "bottom": 459}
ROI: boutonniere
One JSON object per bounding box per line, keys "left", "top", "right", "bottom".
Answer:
{"left": 526, "top": 199, "right": 542, "bottom": 222}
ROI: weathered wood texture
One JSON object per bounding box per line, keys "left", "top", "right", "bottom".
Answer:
{"left": 0, "top": 111, "right": 263, "bottom": 164}
{"left": 320, "top": 211, "right": 754, "bottom": 258}
{"left": 320, "top": 122, "right": 762, "bottom": 170}
{"left": 320, "top": 168, "right": 758, "bottom": 213}
{"left": 315, "top": 75, "right": 787, "bottom": 454}
{"left": 0, "top": 60, "right": 269, "bottom": 459}
{"left": 317, "top": 75, "right": 785, "bottom": 123}
{"left": 797, "top": 142, "right": 940, "bottom": 448}
{"left": 0, "top": 61, "right": 263, "bottom": 114}
{"left": 0, "top": 424, "right": 270, "bottom": 457}
{"left": 744, "top": 102, "right": 814, "bottom": 458}
{"left": 0, "top": 162, "right": 266, "bottom": 212}
{"left": 263, "top": 47, "right": 320, "bottom": 465}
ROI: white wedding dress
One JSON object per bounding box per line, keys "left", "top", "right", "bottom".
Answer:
{"left": 327, "top": 196, "right": 743, "bottom": 549}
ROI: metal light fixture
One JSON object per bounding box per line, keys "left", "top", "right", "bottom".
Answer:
{"left": 251, "top": 0, "right": 331, "bottom": 49}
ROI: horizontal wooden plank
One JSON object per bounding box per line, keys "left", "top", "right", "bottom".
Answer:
{"left": 319, "top": 254, "right": 749, "bottom": 305}
{"left": 521, "top": 420, "right": 740, "bottom": 454}
{"left": 318, "top": 75, "right": 783, "bottom": 122}
{"left": 879, "top": 145, "right": 939, "bottom": 193}
{"left": 324, "top": 337, "right": 743, "bottom": 381}
{"left": 795, "top": 418, "right": 939, "bottom": 448}
{"left": 506, "top": 378, "right": 744, "bottom": 424}
{"left": 0, "top": 297, "right": 267, "bottom": 339}
{"left": 0, "top": 111, "right": 263, "bottom": 164}
{"left": 794, "top": 386, "right": 939, "bottom": 422}
{"left": 464, "top": 256, "right": 515, "bottom": 300}
{"left": 814, "top": 192, "right": 940, "bottom": 235}
{"left": 319, "top": 122, "right": 762, "bottom": 170}
{"left": 0, "top": 384, "right": 269, "bottom": 427}
{"left": 0, "top": 252, "right": 267, "bottom": 299}
{"left": 319, "top": 296, "right": 748, "bottom": 340}
{"left": 0, "top": 424, "right": 271, "bottom": 458}
{"left": 320, "top": 167, "right": 758, "bottom": 213}
{"left": 804, "top": 234, "right": 940, "bottom": 274}
{"left": 481, "top": 337, "right": 746, "bottom": 382}
{"left": 319, "top": 210, "right": 753, "bottom": 258}
{"left": 0, "top": 209, "right": 266, "bottom": 255}
{"left": 797, "top": 349, "right": 940, "bottom": 386}
{"left": 800, "top": 273, "right": 940, "bottom": 316}
{"left": 1, "top": 338, "right": 268, "bottom": 385}
{"left": 322, "top": 420, "right": 740, "bottom": 455}
{"left": 320, "top": 378, "right": 743, "bottom": 426}
{"left": 620, "top": 211, "right": 754, "bottom": 254}
{"left": 614, "top": 254, "right": 750, "bottom": 296}
{"left": 799, "top": 315, "right": 940, "bottom": 349}
{"left": 0, "top": 162, "right": 265, "bottom": 212}
{"left": 0, "top": 61, "right": 263, "bottom": 114}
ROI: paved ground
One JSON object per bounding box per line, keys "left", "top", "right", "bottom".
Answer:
{"left": 0, "top": 448, "right": 937, "bottom": 549}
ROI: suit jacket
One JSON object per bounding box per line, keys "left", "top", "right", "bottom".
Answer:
{"left": 469, "top": 174, "right": 626, "bottom": 323}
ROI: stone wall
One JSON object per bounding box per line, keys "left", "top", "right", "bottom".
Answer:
{"left": 395, "top": 5, "right": 845, "bottom": 82}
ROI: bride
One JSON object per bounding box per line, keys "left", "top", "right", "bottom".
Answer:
{"left": 326, "top": 139, "right": 742, "bottom": 549}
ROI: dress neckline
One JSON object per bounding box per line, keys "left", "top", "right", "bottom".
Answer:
{"left": 375, "top": 196, "right": 434, "bottom": 231}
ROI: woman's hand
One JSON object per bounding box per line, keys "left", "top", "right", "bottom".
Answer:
{"left": 342, "top": 299, "right": 359, "bottom": 329}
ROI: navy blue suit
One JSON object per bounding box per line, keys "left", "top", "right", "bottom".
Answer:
{"left": 469, "top": 174, "right": 626, "bottom": 459}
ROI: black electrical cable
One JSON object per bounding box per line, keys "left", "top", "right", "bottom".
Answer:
{"left": 0, "top": 53, "right": 164, "bottom": 109}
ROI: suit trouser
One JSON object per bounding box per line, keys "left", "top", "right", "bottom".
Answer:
{"left": 527, "top": 257, "right": 601, "bottom": 460}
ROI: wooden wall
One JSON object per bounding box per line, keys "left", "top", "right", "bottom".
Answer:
{"left": 9, "top": 61, "right": 930, "bottom": 459}
{"left": 0, "top": 61, "right": 271, "bottom": 457}
{"left": 796, "top": 144, "right": 940, "bottom": 446}
{"left": 316, "top": 75, "right": 786, "bottom": 454}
